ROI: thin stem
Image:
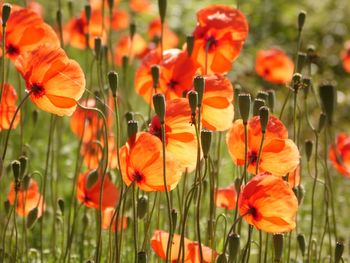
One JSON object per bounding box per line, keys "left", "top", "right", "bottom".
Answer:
{"left": 132, "top": 183, "right": 138, "bottom": 262}
{"left": 0, "top": 24, "right": 7, "bottom": 105}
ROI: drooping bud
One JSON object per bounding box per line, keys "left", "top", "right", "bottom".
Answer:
{"left": 86, "top": 169, "right": 99, "bottom": 189}
{"left": 238, "top": 94, "right": 251, "bottom": 124}
{"left": 138, "top": 251, "right": 147, "bottom": 263}
{"left": 304, "top": 140, "right": 313, "bottom": 162}
{"left": 129, "top": 22, "right": 136, "bottom": 39}
{"left": 297, "top": 185, "right": 305, "bottom": 205}
{"left": 201, "top": 129, "right": 212, "bottom": 158}
{"left": 187, "top": 90, "right": 198, "bottom": 117}
{"left": 18, "top": 156, "right": 28, "bottom": 178}
{"left": 108, "top": 71, "right": 119, "bottom": 97}
{"left": 22, "top": 175, "right": 31, "bottom": 190}
{"left": 273, "top": 234, "right": 284, "bottom": 263}
{"left": 259, "top": 106, "right": 270, "bottom": 133}
{"left": 297, "top": 233, "right": 306, "bottom": 257}
{"left": 228, "top": 233, "right": 240, "bottom": 261}
{"left": 26, "top": 207, "right": 38, "bottom": 229}
{"left": 186, "top": 36, "right": 194, "bottom": 57}
{"left": 151, "top": 65, "right": 160, "bottom": 90}
{"left": 253, "top": 99, "right": 265, "bottom": 116}
{"left": 2, "top": 4, "right": 11, "bottom": 27}
{"left": 256, "top": 91, "right": 268, "bottom": 102}
{"left": 171, "top": 209, "right": 177, "bottom": 232}
{"left": 335, "top": 241, "right": 344, "bottom": 263}
{"left": 85, "top": 4, "right": 91, "bottom": 25}
{"left": 193, "top": 76, "right": 205, "bottom": 107}
{"left": 125, "top": 112, "right": 134, "bottom": 123}
{"left": 11, "top": 160, "right": 21, "bottom": 181}
{"left": 153, "top": 93, "right": 166, "bottom": 124}
{"left": 267, "top": 90, "right": 275, "bottom": 113}
{"left": 317, "top": 112, "right": 327, "bottom": 133}
{"left": 137, "top": 195, "right": 148, "bottom": 219}
{"left": 122, "top": 55, "right": 129, "bottom": 72}
{"left": 298, "top": 10, "right": 307, "bottom": 31}
{"left": 319, "top": 82, "right": 336, "bottom": 126}
{"left": 94, "top": 37, "right": 102, "bottom": 60}
{"left": 158, "top": 0, "right": 167, "bottom": 23}
{"left": 58, "top": 198, "right": 64, "bottom": 216}
{"left": 4, "top": 200, "right": 10, "bottom": 214}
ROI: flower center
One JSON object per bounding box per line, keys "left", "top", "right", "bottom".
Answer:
{"left": 29, "top": 83, "right": 45, "bottom": 98}
{"left": 167, "top": 79, "right": 178, "bottom": 89}
{"left": 6, "top": 44, "right": 20, "bottom": 56}
{"left": 248, "top": 151, "right": 258, "bottom": 165}
{"left": 206, "top": 36, "right": 218, "bottom": 51}
{"left": 249, "top": 206, "right": 262, "bottom": 220}
{"left": 133, "top": 171, "right": 144, "bottom": 183}
{"left": 149, "top": 115, "right": 170, "bottom": 144}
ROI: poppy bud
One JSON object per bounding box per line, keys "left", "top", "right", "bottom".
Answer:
{"left": 238, "top": 94, "right": 251, "bottom": 124}
{"left": 94, "top": 37, "right": 102, "bottom": 60}
{"left": 137, "top": 195, "right": 148, "bottom": 219}
{"left": 26, "top": 207, "right": 38, "bottom": 229}
{"left": 11, "top": 160, "right": 21, "bottom": 181}
{"left": 22, "top": 175, "right": 31, "bottom": 190}
{"left": 259, "top": 106, "right": 270, "bottom": 134}
{"left": 19, "top": 156, "right": 28, "bottom": 178}
{"left": 171, "top": 209, "right": 177, "bottom": 232}
{"left": 297, "top": 233, "right": 306, "bottom": 257}
{"left": 85, "top": 33, "right": 90, "bottom": 49}
{"left": 273, "top": 234, "right": 284, "bottom": 263}
{"left": 267, "top": 90, "right": 275, "bottom": 113}
{"left": 138, "top": 251, "right": 147, "bottom": 263}
{"left": 201, "top": 129, "right": 212, "bottom": 158}
{"left": 32, "top": 109, "right": 39, "bottom": 126}
{"left": 187, "top": 90, "right": 198, "bottom": 116}
{"left": 335, "top": 241, "right": 344, "bottom": 263}
{"left": 305, "top": 140, "right": 313, "bottom": 162}
{"left": 194, "top": 76, "right": 205, "bottom": 107}
{"left": 186, "top": 35, "right": 194, "bottom": 57}
{"left": 122, "top": 55, "right": 129, "bottom": 72}
{"left": 108, "top": 71, "right": 119, "bottom": 97}
{"left": 125, "top": 112, "right": 134, "bottom": 123}
{"left": 256, "top": 91, "right": 268, "bottom": 102}
{"left": 253, "top": 99, "right": 265, "bottom": 116}
{"left": 151, "top": 65, "right": 160, "bottom": 90}
{"left": 319, "top": 82, "right": 336, "bottom": 126}
{"left": 234, "top": 177, "right": 240, "bottom": 193}
{"left": 86, "top": 169, "right": 98, "bottom": 189}
{"left": 292, "top": 73, "right": 302, "bottom": 92}
{"left": 297, "top": 185, "right": 305, "bottom": 205}
{"left": 2, "top": 4, "right": 11, "bottom": 27}
{"left": 298, "top": 10, "right": 307, "bottom": 31}
{"left": 228, "top": 233, "right": 240, "bottom": 261}
{"left": 107, "top": 0, "right": 114, "bottom": 10}
{"left": 216, "top": 254, "right": 227, "bottom": 263}
{"left": 298, "top": 52, "right": 307, "bottom": 72}
{"left": 127, "top": 120, "right": 138, "bottom": 140}
{"left": 85, "top": 4, "right": 91, "bottom": 25}
{"left": 4, "top": 200, "right": 10, "bottom": 215}
{"left": 317, "top": 112, "right": 327, "bottom": 133}
{"left": 158, "top": 0, "right": 167, "bottom": 23}
{"left": 129, "top": 22, "right": 136, "bottom": 39}
{"left": 58, "top": 198, "right": 64, "bottom": 216}
{"left": 56, "top": 10, "right": 62, "bottom": 28}
{"left": 153, "top": 93, "right": 166, "bottom": 124}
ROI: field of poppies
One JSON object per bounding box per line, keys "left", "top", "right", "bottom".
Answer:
{"left": 1, "top": 0, "right": 350, "bottom": 262}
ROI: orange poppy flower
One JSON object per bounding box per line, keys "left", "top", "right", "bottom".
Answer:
{"left": 90, "top": 0, "right": 120, "bottom": 10}
{"left": 256, "top": 48, "right": 294, "bottom": 84}
{"left": 151, "top": 230, "right": 217, "bottom": 262}
{"left": 226, "top": 115, "right": 299, "bottom": 177}
{"left": 111, "top": 9, "right": 129, "bottom": 31}
{"left": 341, "top": 41, "right": 350, "bottom": 73}
{"left": 329, "top": 133, "right": 350, "bottom": 177}
{"left": 101, "top": 207, "right": 128, "bottom": 232}
{"left": 148, "top": 18, "right": 179, "bottom": 50}
{"left": 192, "top": 5, "right": 249, "bottom": 74}
{"left": 239, "top": 173, "right": 298, "bottom": 233}
{"left": 130, "top": 0, "right": 151, "bottom": 13}
{"left": 149, "top": 98, "right": 197, "bottom": 171}
{"left": 215, "top": 184, "right": 237, "bottom": 210}
{"left": 76, "top": 170, "right": 119, "bottom": 209}
{"left": 287, "top": 165, "right": 300, "bottom": 188}
{"left": 0, "top": 8, "right": 59, "bottom": 60}
{"left": 7, "top": 178, "right": 45, "bottom": 217}
{"left": 64, "top": 9, "right": 107, "bottom": 49}
{"left": 201, "top": 74, "right": 234, "bottom": 131}
{"left": 114, "top": 33, "right": 148, "bottom": 66}
{"left": 28, "top": 1, "right": 43, "bottom": 17}
{"left": 15, "top": 45, "right": 86, "bottom": 116}
{"left": 0, "top": 84, "right": 20, "bottom": 131}
{"left": 119, "top": 132, "right": 181, "bottom": 192}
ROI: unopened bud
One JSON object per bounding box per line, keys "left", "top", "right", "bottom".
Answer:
{"left": 238, "top": 94, "right": 251, "bottom": 124}
{"left": 201, "top": 129, "right": 212, "bottom": 158}
{"left": 305, "top": 140, "right": 313, "bottom": 162}
{"left": 335, "top": 241, "right": 344, "bottom": 263}
{"left": 253, "top": 99, "right": 265, "bottom": 116}
{"left": 317, "top": 112, "right": 327, "bottom": 133}
{"left": 267, "top": 90, "right": 275, "bottom": 113}
{"left": 188, "top": 90, "right": 198, "bottom": 116}
{"left": 86, "top": 169, "right": 98, "bottom": 189}
{"left": 194, "top": 76, "right": 205, "bottom": 107}
{"left": 138, "top": 251, "right": 147, "bottom": 263}
{"left": 137, "top": 195, "right": 148, "bottom": 219}
{"left": 259, "top": 106, "right": 270, "bottom": 133}
{"left": 298, "top": 11, "right": 307, "bottom": 31}
{"left": 2, "top": 4, "right": 11, "bottom": 26}
{"left": 319, "top": 82, "right": 336, "bottom": 126}
{"left": 85, "top": 4, "right": 91, "bottom": 24}
{"left": 108, "top": 71, "right": 119, "bottom": 97}
{"left": 94, "top": 37, "right": 102, "bottom": 60}
{"left": 256, "top": 91, "right": 268, "bottom": 102}
{"left": 297, "top": 233, "right": 306, "bottom": 257}
{"left": 127, "top": 120, "right": 138, "bottom": 140}
{"left": 153, "top": 93, "right": 166, "bottom": 124}
{"left": 18, "top": 156, "right": 28, "bottom": 178}
{"left": 26, "top": 207, "right": 38, "bottom": 229}
{"left": 186, "top": 36, "right": 194, "bottom": 57}
{"left": 11, "top": 160, "right": 21, "bottom": 181}
{"left": 158, "top": 0, "right": 167, "bottom": 23}
{"left": 58, "top": 198, "right": 64, "bottom": 215}
{"left": 228, "top": 233, "right": 240, "bottom": 261}
{"left": 151, "top": 65, "right": 160, "bottom": 90}
{"left": 129, "top": 22, "right": 136, "bottom": 39}
{"left": 273, "top": 234, "right": 284, "bottom": 263}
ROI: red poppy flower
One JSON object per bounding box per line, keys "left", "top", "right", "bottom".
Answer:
{"left": 7, "top": 178, "right": 45, "bottom": 217}
{"left": 215, "top": 184, "right": 237, "bottom": 210}
{"left": 76, "top": 170, "right": 119, "bottom": 209}
{"left": 329, "top": 133, "right": 350, "bottom": 177}
{"left": 287, "top": 165, "right": 300, "bottom": 188}
{"left": 148, "top": 18, "right": 179, "bottom": 50}
{"left": 111, "top": 9, "right": 129, "bottom": 31}
{"left": 15, "top": 45, "right": 86, "bottom": 116}
{"left": 90, "top": 0, "right": 120, "bottom": 10}
{"left": 226, "top": 115, "right": 299, "bottom": 176}
{"left": 0, "top": 7, "right": 59, "bottom": 60}
{"left": 149, "top": 98, "right": 197, "bottom": 171}
{"left": 119, "top": 132, "right": 181, "bottom": 192}
{"left": 239, "top": 173, "right": 298, "bottom": 233}
{"left": 114, "top": 33, "right": 147, "bottom": 66}
{"left": 130, "top": 0, "right": 151, "bottom": 13}
{"left": 192, "top": 5, "right": 249, "bottom": 74}
{"left": 0, "top": 84, "right": 20, "bottom": 131}
{"left": 341, "top": 41, "right": 350, "bottom": 73}
{"left": 256, "top": 48, "right": 294, "bottom": 84}
{"left": 102, "top": 207, "right": 128, "bottom": 232}
{"left": 187, "top": 242, "right": 217, "bottom": 263}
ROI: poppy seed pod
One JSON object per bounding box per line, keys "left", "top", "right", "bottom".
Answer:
{"left": 26, "top": 207, "right": 39, "bottom": 229}
{"left": 151, "top": 65, "right": 160, "bottom": 90}
{"left": 253, "top": 99, "right": 265, "bottom": 116}
{"left": 317, "top": 112, "right": 327, "bottom": 133}
{"left": 305, "top": 140, "right": 313, "bottom": 162}
{"left": 186, "top": 35, "right": 194, "bottom": 57}
{"left": 129, "top": 22, "right": 136, "bottom": 39}
{"left": 158, "top": 0, "right": 167, "bottom": 23}
{"left": 319, "top": 82, "right": 336, "bottom": 126}
{"left": 138, "top": 251, "right": 147, "bottom": 263}
{"left": 187, "top": 90, "right": 198, "bottom": 116}
{"left": 297, "top": 185, "right": 305, "bottom": 205}
{"left": 84, "top": 4, "right": 91, "bottom": 25}
{"left": 292, "top": 73, "right": 302, "bottom": 92}
{"left": 2, "top": 4, "right": 11, "bottom": 27}
{"left": 273, "top": 234, "right": 284, "bottom": 263}
{"left": 108, "top": 71, "right": 119, "bottom": 97}
{"left": 193, "top": 76, "right": 205, "bottom": 107}
{"left": 22, "top": 175, "right": 31, "bottom": 190}
{"left": 137, "top": 195, "right": 148, "bottom": 219}
{"left": 335, "top": 241, "right": 344, "bottom": 263}
{"left": 56, "top": 10, "right": 62, "bottom": 28}
{"left": 228, "top": 233, "right": 240, "bottom": 261}
{"left": 19, "top": 156, "right": 28, "bottom": 178}
{"left": 127, "top": 120, "right": 138, "bottom": 139}
{"left": 297, "top": 233, "right": 306, "bottom": 257}
{"left": 256, "top": 91, "right": 268, "bottom": 102}
{"left": 201, "top": 129, "right": 212, "bottom": 158}
{"left": 94, "top": 37, "right": 102, "bottom": 60}
{"left": 238, "top": 94, "right": 251, "bottom": 124}
{"left": 259, "top": 106, "right": 270, "bottom": 133}
{"left": 86, "top": 169, "right": 98, "bottom": 189}
{"left": 125, "top": 112, "right": 134, "bottom": 123}
{"left": 4, "top": 200, "right": 10, "bottom": 214}
{"left": 11, "top": 160, "right": 21, "bottom": 181}
{"left": 58, "top": 198, "right": 64, "bottom": 215}
{"left": 122, "top": 55, "right": 129, "bottom": 71}
{"left": 267, "top": 90, "right": 275, "bottom": 113}
{"left": 171, "top": 209, "right": 177, "bottom": 232}
{"left": 302, "top": 77, "right": 312, "bottom": 97}
{"left": 298, "top": 10, "right": 307, "bottom": 31}
{"left": 153, "top": 93, "right": 166, "bottom": 124}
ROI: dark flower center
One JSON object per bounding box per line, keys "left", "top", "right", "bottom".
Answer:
{"left": 167, "top": 79, "right": 179, "bottom": 89}
{"left": 249, "top": 206, "right": 261, "bottom": 220}
{"left": 74, "top": 18, "right": 86, "bottom": 35}
{"left": 248, "top": 151, "right": 258, "bottom": 165}
{"left": 133, "top": 171, "right": 144, "bottom": 183}
{"left": 149, "top": 115, "right": 169, "bottom": 144}
{"left": 29, "top": 83, "right": 45, "bottom": 98}
{"left": 6, "top": 44, "right": 19, "bottom": 56}
{"left": 206, "top": 36, "right": 218, "bottom": 51}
